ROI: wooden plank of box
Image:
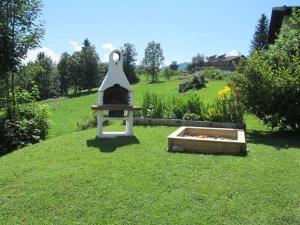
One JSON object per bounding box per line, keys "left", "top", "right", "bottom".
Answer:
{"left": 168, "top": 126, "right": 246, "bottom": 155}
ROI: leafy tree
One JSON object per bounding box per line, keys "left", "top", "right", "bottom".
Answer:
{"left": 162, "top": 68, "right": 171, "bottom": 81}
{"left": 69, "top": 51, "right": 82, "bottom": 93}
{"left": 143, "top": 41, "right": 164, "bottom": 82}
{"left": 81, "top": 39, "right": 100, "bottom": 91}
{"left": 232, "top": 9, "right": 300, "bottom": 130}
{"left": 135, "top": 63, "right": 147, "bottom": 80}
{"left": 0, "top": 0, "right": 44, "bottom": 109}
{"left": 98, "top": 62, "right": 108, "bottom": 84}
{"left": 163, "top": 68, "right": 176, "bottom": 81}
{"left": 34, "top": 52, "right": 60, "bottom": 99}
{"left": 57, "top": 52, "right": 71, "bottom": 95}
{"left": 15, "top": 62, "right": 44, "bottom": 92}
{"left": 169, "top": 61, "right": 179, "bottom": 71}
{"left": 187, "top": 54, "right": 205, "bottom": 73}
{"left": 121, "top": 42, "right": 139, "bottom": 84}
{"left": 49, "top": 67, "right": 60, "bottom": 98}
{"left": 249, "top": 14, "right": 269, "bottom": 55}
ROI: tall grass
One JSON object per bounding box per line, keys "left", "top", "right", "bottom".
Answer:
{"left": 141, "top": 91, "right": 244, "bottom": 123}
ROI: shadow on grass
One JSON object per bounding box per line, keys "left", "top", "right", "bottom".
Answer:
{"left": 147, "top": 80, "right": 165, "bottom": 84}
{"left": 0, "top": 150, "right": 10, "bottom": 158}
{"left": 86, "top": 136, "right": 140, "bottom": 152}
{"left": 68, "top": 89, "right": 97, "bottom": 98}
{"left": 246, "top": 130, "right": 300, "bottom": 149}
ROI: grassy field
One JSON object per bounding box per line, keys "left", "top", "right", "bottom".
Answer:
{"left": 47, "top": 77, "right": 226, "bottom": 138}
{"left": 1, "top": 76, "right": 299, "bottom": 224}
{"left": 0, "top": 125, "right": 299, "bottom": 225}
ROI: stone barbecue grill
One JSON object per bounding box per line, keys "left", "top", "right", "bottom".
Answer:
{"left": 91, "top": 50, "right": 140, "bottom": 138}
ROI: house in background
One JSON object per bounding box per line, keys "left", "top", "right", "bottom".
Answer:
{"left": 268, "top": 6, "right": 300, "bottom": 44}
{"left": 206, "top": 54, "right": 246, "bottom": 71}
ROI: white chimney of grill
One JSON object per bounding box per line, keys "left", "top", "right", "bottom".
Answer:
{"left": 98, "top": 50, "right": 132, "bottom": 105}
{"left": 91, "top": 49, "right": 140, "bottom": 138}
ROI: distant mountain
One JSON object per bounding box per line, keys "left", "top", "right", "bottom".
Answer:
{"left": 178, "top": 62, "right": 188, "bottom": 70}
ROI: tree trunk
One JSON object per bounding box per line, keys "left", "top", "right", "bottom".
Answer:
{"left": 151, "top": 67, "right": 155, "bottom": 82}
{"left": 11, "top": 72, "right": 15, "bottom": 107}
{"left": 4, "top": 72, "right": 11, "bottom": 114}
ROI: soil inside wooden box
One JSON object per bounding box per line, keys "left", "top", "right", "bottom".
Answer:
{"left": 183, "top": 135, "right": 236, "bottom": 141}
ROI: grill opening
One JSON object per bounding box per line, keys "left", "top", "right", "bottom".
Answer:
{"left": 103, "top": 84, "right": 129, "bottom": 105}
{"left": 103, "top": 84, "right": 129, "bottom": 117}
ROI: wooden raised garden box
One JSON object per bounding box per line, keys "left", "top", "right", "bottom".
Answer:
{"left": 168, "top": 126, "right": 246, "bottom": 154}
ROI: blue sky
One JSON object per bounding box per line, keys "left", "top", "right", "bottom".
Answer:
{"left": 26, "top": 0, "right": 300, "bottom": 64}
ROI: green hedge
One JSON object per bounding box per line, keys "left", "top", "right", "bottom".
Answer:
{"left": 0, "top": 103, "right": 50, "bottom": 155}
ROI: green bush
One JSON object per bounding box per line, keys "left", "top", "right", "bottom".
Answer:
{"left": 189, "top": 76, "right": 205, "bottom": 89}
{"left": 141, "top": 92, "right": 166, "bottom": 118}
{"left": 206, "top": 86, "right": 244, "bottom": 123}
{"left": 179, "top": 75, "right": 206, "bottom": 93}
{"left": 77, "top": 111, "right": 98, "bottom": 131}
{"left": 200, "top": 67, "right": 225, "bottom": 80}
{"left": 140, "top": 91, "right": 243, "bottom": 123}
{"left": 181, "top": 94, "right": 207, "bottom": 119}
{"left": 231, "top": 9, "right": 300, "bottom": 130}
{"left": 182, "top": 111, "right": 201, "bottom": 121}
{"left": 141, "top": 92, "right": 206, "bottom": 120}
{"left": 14, "top": 84, "right": 40, "bottom": 104}
{"left": 0, "top": 103, "right": 50, "bottom": 155}
{"left": 76, "top": 111, "right": 110, "bottom": 131}
{"left": 1, "top": 83, "right": 40, "bottom": 108}
{"left": 162, "top": 69, "right": 177, "bottom": 80}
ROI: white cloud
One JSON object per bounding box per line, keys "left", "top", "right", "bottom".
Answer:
{"left": 102, "top": 53, "right": 109, "bottom": 62}
{"left": 101, "top": 42, "right": 116, "bottom": 62}
{"left": 23, "top": 46, "right": 60, "bottom": 64}
{"left": 164, "top": 60, "right": 171, "bottom": 66}
{"left": 69, "top": 41, "right": 82, "bottom": 51}
{"left": 227, "top": 49, "right": 241, "bottom": 56}
{"left": 136, "top": 58, "right": 141, "bottom": 65}
{"left": 102, "top": 42, "right": 115, "bottom": 52}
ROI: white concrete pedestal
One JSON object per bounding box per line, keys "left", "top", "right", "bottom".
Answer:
{"left": 97, "top": 110, "right": 133, "bottom": 138}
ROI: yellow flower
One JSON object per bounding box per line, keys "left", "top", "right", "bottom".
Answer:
{"left": 218, "top": 90, "right": 225, "bottom": 99}
{"left": 218, "top": 86, "right": 231, "bottom": 100}
{"left": 223, "top": 86, "right": 231, "bottom": 94}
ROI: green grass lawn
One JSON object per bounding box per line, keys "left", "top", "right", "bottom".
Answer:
{"left": 0, "top": 125, "right": 299, "bottom": 225}
{"left": 1, "top": 77, "right": 300, "bottom": 224}
{"left": 196, "top": 79, "right": 227, "bottom": 102}
{"left": 47, "top": 78, "right": 226, "bottom": 138}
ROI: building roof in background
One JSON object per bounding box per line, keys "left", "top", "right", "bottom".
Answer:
{"left": 222, "top": 56, "right": 242, "bottom": 62}
{"left": 207, "top": 55, "right": 244, "bottom": 63}
{"left": 268, "top": 6, "right": 300, "bottom": 44}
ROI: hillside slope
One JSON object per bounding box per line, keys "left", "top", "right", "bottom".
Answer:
{"left": 47, "top": 79, "right": 226, "bottom": 138}
{"left": 0, "top": 125, "right": 299, "bottom": 225}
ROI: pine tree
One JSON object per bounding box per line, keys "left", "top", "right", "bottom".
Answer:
{"left": 121, "top": 43, "right": 139, "bottom": 84}
{"left": 34, "top": 52, "right": 60, "bottom": 99}
{"left": 69, "top": 51, "right": 82, "bottom": 93}
{"left": 250, "top": 14, "right": 269, "bottom": 55}
{"left": 169, "top": 61, "right": 178, "bottom": 71}
{"left": 57, "top": 52, "right": 71, "bottom": 95}
{"left": 81, "top": 39, "right": 100, "bottom": 91}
